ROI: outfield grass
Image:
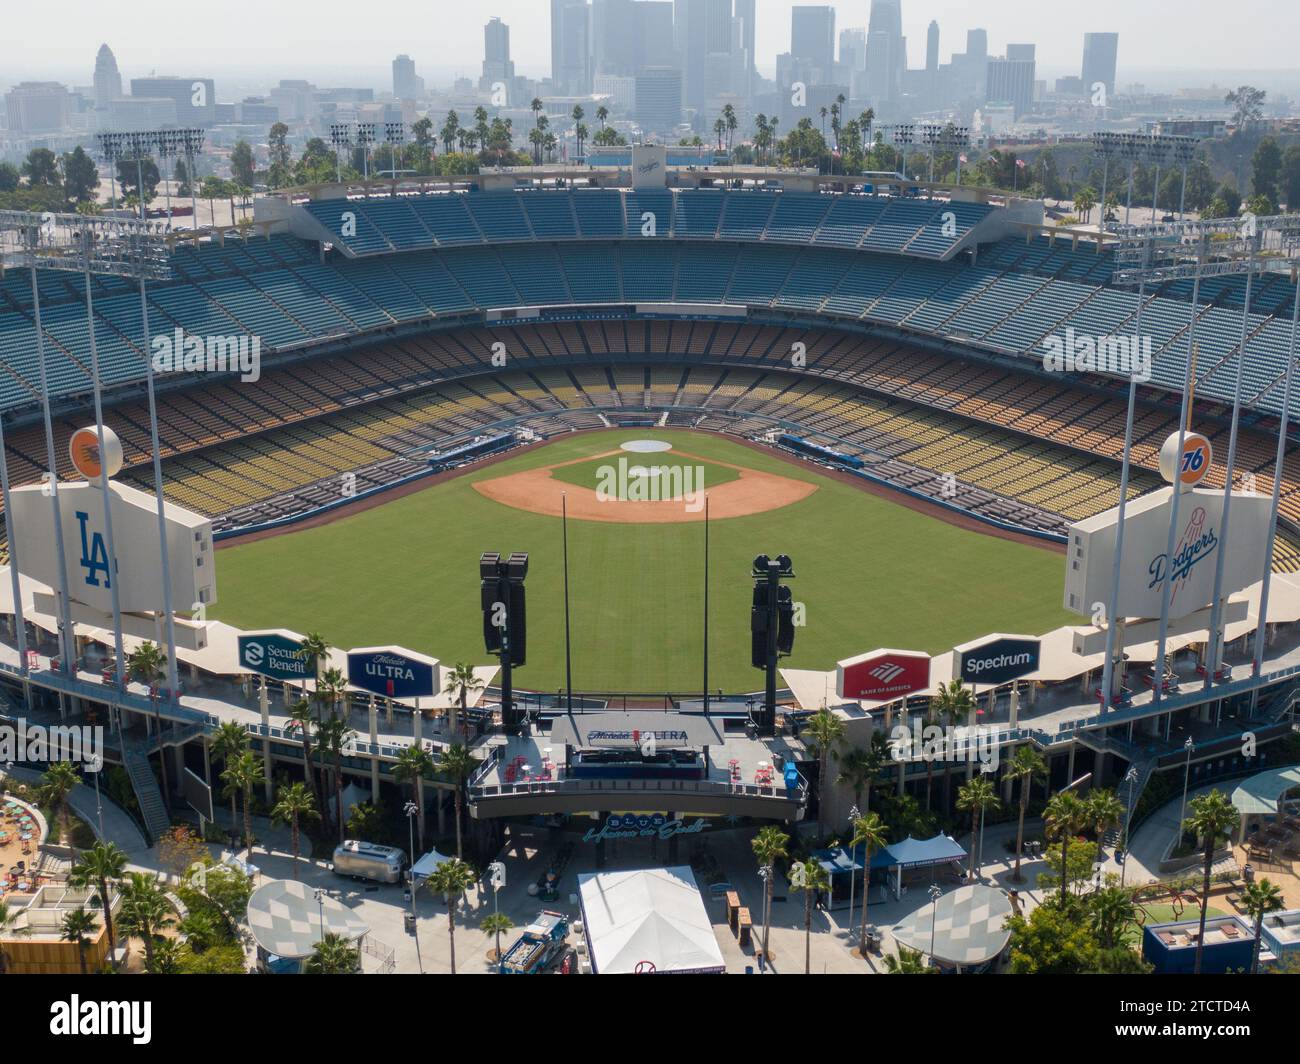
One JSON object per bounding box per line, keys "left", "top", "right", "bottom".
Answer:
{"left": 208, "top": 430, "right": 1076, "bottom": 692}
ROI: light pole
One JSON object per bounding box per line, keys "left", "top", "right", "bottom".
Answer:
{"left": 977, "top": 761, "right": 995, "bottom": 878}
{"left": 1119, "top": 766, "right": 1138, "bottom": 885}
{"left": 927, "top": 883, "right": 942, "bottom": 968}
{"left": 1176, "top": 736, "right": 1194, "bottom": 850}
{"left": 404, "top": 800, "right": 418, "bottom": 920}
{"left": 758, "top": 863, "right": 772, "bottom": 972}
{"left": 314, "top": 887, "right": 326, "bottom": 942}
{"left": 846, "top": 804, "right": 860, "bottom": 941}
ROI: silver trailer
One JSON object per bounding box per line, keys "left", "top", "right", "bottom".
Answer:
{"left": 332, "top": 840, "right": 407, "bottom": 884}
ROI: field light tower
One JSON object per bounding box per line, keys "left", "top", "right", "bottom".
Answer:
{"left": 750, "top": 554, "right": 795, "bottom": 738}
{"left": 328, "top": 123, "right": 353, "bottom": 185}
{"left": 480, "top": 552, "right": 528, "bottom": 734}
{"left": 356, "top": 122, "right": 377, "bottom": 181}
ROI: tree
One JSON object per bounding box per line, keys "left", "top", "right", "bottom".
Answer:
{"left": 22, "top": 148, "right": 59, "bottom": 187}
{"left": 220, "top": 749, "right": 262, "bottom": 857}
{"left": 230, "top": 140, "right": 256, "bottom": 188}
{"left": 285, "top": 699, "right": 319, "bottom": 808}
{"left": 0, "top": 163, "right": 19, "bottom": 192}
{"left": 789, "top": 858, "right": 830, "bottom": 975}
{"left": 1006, "top": 897, "right": 1101, "bottom": 973}
{"left": 1225, "top": 85, "right": 1266, "bottom": 129}
{"left": 1073, "top": 186, "right": 1097, "bottom": 225}
{"left": 437, "top": 743, "right": 477, "bottom": 859}
{"left": 1240, "top": 878, "right": 1284, "bottom": 975}
{"left": 0, "top": 901, "right": 23, "bottom": 973}
{"left": 270, "top": 782, "right": 319, "bottom": 878}
{"left": 850, "top": 811, "right": 888, "bottom": 953}
{"left": 1005, "top": 746, "right": 1047, "bottom": 882}
{"left": 268, "top": 122, "right": 292, "bottom": 170}
{"left": 412, "top": 116, "right": 435, "bottom": 173}
{"left": 836, "top": 734, "right": 889, "bottom": 813}
{"left": 1086, "top": 788, "right": 1124, "bottom": 864}
{"left": 127, "top": 640, "right": 171, "bottom": 810}
{"left": 1089, "top": 884, "right": 1138, "bottom": 950}
{"left": 481, "top": 911, "right": 515, "bottom": 963}
{"left": 156, "top": 825, "right": 208, "bottom": 881}
{"left": 1044, "top": 791, "right": 1088, "bottom": 908}
{"left": 38, "top": 761, "right": 79, "bottom": 844}
{"left": 305, "top": 932, "right": 359, "bottom": 974}
{"left": 883, "top": 945, "right": 936, "bottom": 974}
{"left": 116, "top": 157, "right": 161, "bottom": 209}
{"left": 61, "top": 908, "right": 99, "bottom": 975}
{"left": 956, "top": 775, "right": 1000, "bottom": 879}
{"left": 393, "top": 744, "right": 434, "bottom": 849}
{"left": 1182, "top": 790, "right": 1240, "bottom": 975}
{"left": 69, "top": 842, "right": 128, "bottom": 972}
{"left": 442, "top": 662, "right": 483, "bottom": 737}
{"left": 428, "top": 858, "right": 477, "bottom": 974}
{"left": 314, "top": 712, "right": 353, "bottom": 841}
{"left": 751, "top": 825, "right": 788, "bottom": 966}
{"left": 804, "top": 707, "right": 845, "bottom": 840}
{"left": 1281, "top": 145, "right": 1300, "bottom": 212}
{"left": 61, "top": 146, "right": 99, "bottom": 206}
{"left": 1252, "top": 137, "right": 1282, "bottom": 204}
{"left": 210, "top": 720, "right": 249, "bottom": 836}
{"left": 931, "top": 679, "right": 975, "bottom": 808}
{"left": 118, "top": 872, "right": 175, "bottom": 973}
{"left": 441, "top": 110, "right": 462, "bottom": 155}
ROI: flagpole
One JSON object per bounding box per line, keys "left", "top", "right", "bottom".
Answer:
{"left": 562, "top": 491, "right": 572, "bottom": 714}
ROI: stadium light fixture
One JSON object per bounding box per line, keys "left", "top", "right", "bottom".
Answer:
{"left": 328, "top": 123, "right": 353, "bottom": 185}
{"left": 356, "top": 122, "right": 378, "bottom": 181}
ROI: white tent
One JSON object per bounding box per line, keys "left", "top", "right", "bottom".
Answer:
{"left": 411, "top": 849, "right": 453, "bottom": 883}
{"left": 577, "top": 866, "right": 725, "bottom": 975}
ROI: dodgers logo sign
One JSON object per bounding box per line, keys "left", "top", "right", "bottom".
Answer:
{"left": 238, "top": 634, "right": 310, "bottom": 681}
{"left": 75, "top": 511, "right": 112, "bottom": 589}
{"left": 346, "top": 650, "right": 435, "bottom": 700}
{"left": 1147, "top": 506, "right": 1219, "bottom": 608}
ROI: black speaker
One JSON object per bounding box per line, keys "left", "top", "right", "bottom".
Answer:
{"left": 776, "top": 586, "right": 796, "bottom": 655}
{"left": 508, "top": 585, "right": 526, "bottom": 666}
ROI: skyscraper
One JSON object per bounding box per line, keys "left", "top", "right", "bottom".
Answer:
{"left": 987, "top": 47, "right": 1035, "bottom": 118}
{"left": 925, "top": 21, "right": 939, "bottom": 73}
{"left": 1081, "top": 32, "right": 1120, "bottom": 95}
{"left": 482, "top": 18, "right": 516, "bottom": 90}
{"left": 790, "top": 5, "right": 835, "bottom": 83}
{"left": 93, "top": 43, "right": 121, "bottom": 111}
{"left": 592, "top": 0, "right": 638, "bottom": 77}
{"left": 676, "top": 0, "right": 731, "bottom": 111}
{"left": 865, "top": 0, "right": 904, "bottom": 103}
{"left": 733, "top": 0, "right": 757, "bottom": 95}
{"left": 551, "top": 0, "right": 593, "bottom": 95}
{"left": 637, "top": 2, "right": 678, "bottom": 70}
{"left": 392, "top": 55, "right": 424, "bottom": 100}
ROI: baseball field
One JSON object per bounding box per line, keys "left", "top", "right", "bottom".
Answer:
{"left": 208, "top": 429, "right": 1076, "bottom": 692}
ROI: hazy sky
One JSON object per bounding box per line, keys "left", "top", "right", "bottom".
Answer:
{"left": 8, "top": 0, "right": 1300, "bottom": 88}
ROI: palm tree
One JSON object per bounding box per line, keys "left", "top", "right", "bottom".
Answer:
{"left": 299, "top": 631, "right": 331, "bottom": 717}
{"left": 931, "top": 680, "right": 975, "bottom": 809}
{"left": 437, "top": 743, "right": 477, "bottom": 859}
{"left": 315, "top": 713, "right": 354, "bottom": 841}
{"left": 69, "top": 842, "right": 127, "bottom": 972}
{"left": 481, "top": 911, "right": 515, "bottom": 963}
{"left": 850, "top": 811, "right": 888, "bottom": 954}
{"left": 210, "top": 720, "right": 249, "bottom": 838}
{"left": 1074, "top": 186, "right": 1098, "bottom": 225}
{"left": 804, "top": 707, "right": 845, "bottom": 840}
{"left": 442, "top": 663, "right": 484, "bottom": 737}
{"left": 1044, "top": 791, "right": 1088, "bottom": 908}
{"left": 221, "top": 750, "right": 262, "bottom": 857}
{"left": 1183, "top": 790, "right": 1240, "bottom": 975}
{"left": 837, "top": 735, "right": 890, "bottom": 814}
{"left": 393, "top": 745, "right": 434, "bottom": 849}
{"left": 1240, "top": 878, "right": 1284, "bottom": 975}
{"left": 127, "top": 640, "right": 170, "bottom": 810}
{"left": 428, "top": 858, "right": 477, "bottom": 974}
{"left": 882, "top": 945, "right": 936, "bottom": 973}
{"left": 285, "top": 699, "right": 319, "bottom": 808}
{"left": 789, "top": 858, "right": 831, "bottom": 975}
{"left": 0, "top": 900, "right": 25, "bottom": 973}
{"left": 751, "top": 825, "right": 788, "bottom": 966}
{"left": 61, "top": 908, "right": 99, "bottom": 974}
{"left": 1089, "top": 884, "right": 1138, "bottom": 949}
{"left": 270, "top": 782, "right": 319, "bottom": 879}
{"left": 118, "top": 872, "right": 175, "bottom": 974}
{"left": 305, "top": 932, "right": 359, "bottom": 974}
{"left": 1086, "top": 788, "right": 1125, "bottom": 864}
{"left": 596, "top": 105, "right": 608, "bottom": 129}
{"left": 956, "top": 776, "right": 1001, "bottom": 880}
{"left": 1005, "top": 746, "right": 1047, "bottom": 882}
{"left": 38, "top": 761, "right": 79, "bottom": 845}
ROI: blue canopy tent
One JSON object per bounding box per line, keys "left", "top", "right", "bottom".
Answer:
{"left": 873, "top": 835, "right": 967, "bottom": 900}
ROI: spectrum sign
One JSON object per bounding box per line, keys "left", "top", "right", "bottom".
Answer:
{"left": 837, "top": 649, "right": 931, "bottom": 701}
{"left": 955, "top": 636, "right": 1041, "bottom": 686}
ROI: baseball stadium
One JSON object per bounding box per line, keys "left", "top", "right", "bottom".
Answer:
{"left": 1, "top": 156, "right": 1299, "bottom": 883}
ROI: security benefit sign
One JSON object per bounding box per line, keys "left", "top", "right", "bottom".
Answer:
{"left": 836, "top": 649, "right": 931, "bottom": 701}
{"left": 955, "top": 635, "right": 1041, "bottom": 685}
{"left": 8, "top": 479, "right": 215, "bottom": 616}
{"left": 346, "top": 647, "right": 438, "bottom": 700}
{"left": 238, "top": 633, "right": 310, "bottom": 682}
{"left": 1064, "top": 486, "right": 1271, "bottom": 621}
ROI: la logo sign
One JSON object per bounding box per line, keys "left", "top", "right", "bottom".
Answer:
{"left": 837, "top": 649, "right": 931, "bottom": 701}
